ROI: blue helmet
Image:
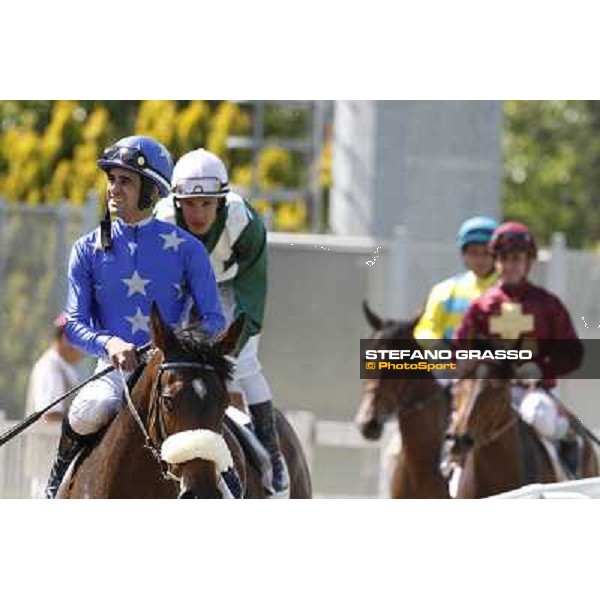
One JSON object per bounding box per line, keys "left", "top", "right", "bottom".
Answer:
{"left": 97, "top": 135, "right": 174, "bottom": 207}
{"left": 457, "top": 216, "right": 498, "bottom": 249}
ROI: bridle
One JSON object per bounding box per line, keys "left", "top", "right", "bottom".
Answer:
{"left": 119, "top": 359, "right": 217, "bottom": 483}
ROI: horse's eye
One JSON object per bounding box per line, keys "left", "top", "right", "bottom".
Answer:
{"left": 162, "top": 395, "right": 174, "bottom": 412}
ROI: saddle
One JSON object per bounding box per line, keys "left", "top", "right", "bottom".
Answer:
{"left": 516, "top": 417, "right": 583, "bottom": 481}
{"left": 223, "top": 405, "right": 276, "bottom": 496}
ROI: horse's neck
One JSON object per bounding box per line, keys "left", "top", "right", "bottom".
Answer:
{"left": 397, "top": 378, "right": 448, "bottom": 457}
{"left": 467, "top": 388, "right": 532, "bottom": 498}
{"left": 472, "top": 383, "right": 514, "bottom": 436}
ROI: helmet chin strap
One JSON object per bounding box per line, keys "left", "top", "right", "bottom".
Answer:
{"left": 100, "top": 204, "right": 112, "bottom": 251}
{"left": 138, "top": 179, "right": 156, "bottom": 210}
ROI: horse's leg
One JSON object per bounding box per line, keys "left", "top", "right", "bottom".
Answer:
{"left": 455, "top": 452, "right": 479, "bottom": 498}
{"left": 274, "top": 409, "right": 312, "bottom": 499}
{"left": 389, "top": 454, "right": 406, "bottom": 498}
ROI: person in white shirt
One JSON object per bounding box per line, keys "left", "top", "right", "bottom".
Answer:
{"left": 25, "top": 314, "right": 83, "bottom": 420}
{"left": 25, "top": 314, "right": 83, "bottom": 498}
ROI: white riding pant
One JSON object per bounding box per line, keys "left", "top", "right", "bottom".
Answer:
{"left": 510, "top": 386, "right": 569, "bottom": 441}
{"left": 216, "top": 287, "right": 272, "bottom": 406}
{"left": 226, "top": 335, "right": 272, "bottom": 406}
{"left": 68, "top": 358, "right": 130, "bottom": 436}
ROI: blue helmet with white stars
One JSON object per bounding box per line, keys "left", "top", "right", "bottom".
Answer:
{"left": 98, "top": 136, "right": 174, "bottom": 208}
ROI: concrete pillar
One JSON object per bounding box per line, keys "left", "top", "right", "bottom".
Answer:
{"left": 330, "top": 101, "right": 503, "bottom": 242}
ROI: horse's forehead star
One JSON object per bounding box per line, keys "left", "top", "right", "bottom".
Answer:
{"left": 192, "top": 379, "right": 206, "bottom": 399}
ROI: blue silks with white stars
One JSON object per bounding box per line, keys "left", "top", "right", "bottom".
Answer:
{"left": 65, "top": 216, "right": 225, "bottom": 357}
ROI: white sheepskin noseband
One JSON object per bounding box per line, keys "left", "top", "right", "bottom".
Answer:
{"left": 161, "top": 429, "right": 233, "bottom": 473}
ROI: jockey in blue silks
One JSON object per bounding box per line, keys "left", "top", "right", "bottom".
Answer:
{"left": 45, "top": 135, "right": 225, "bottom": 498}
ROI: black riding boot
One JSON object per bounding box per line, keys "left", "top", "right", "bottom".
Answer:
{"left": 45, "top": 418, "right": 93, "bottom": 499}
{"left": 250, "top": 401, "right": 290, "bottom": 498}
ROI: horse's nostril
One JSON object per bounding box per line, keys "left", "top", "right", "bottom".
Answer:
{"left": 360, "top": 420, "right": 383, "bottom": 440}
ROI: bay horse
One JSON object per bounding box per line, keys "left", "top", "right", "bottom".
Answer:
{"left": 444, "top": 361, "right": 599, "bottom": 498}
{"left": 355, "top": 302, "right": 451, "bottom": 499}
{"left": 59, "top": 304, "right": 312, "bottom": 498}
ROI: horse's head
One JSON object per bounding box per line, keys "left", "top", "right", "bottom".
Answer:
{"left": 147, "top": 303, "right": 242, "bottom": 498}
{"left": 444, "top": 360, "right": 514, "bottom": 466}
{"left": 356, "top": 301, "right": 433, "bottom": 440}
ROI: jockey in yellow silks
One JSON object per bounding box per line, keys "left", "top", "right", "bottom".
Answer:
{"left": 414, "top": 216, "right": 499, "bottom": 342}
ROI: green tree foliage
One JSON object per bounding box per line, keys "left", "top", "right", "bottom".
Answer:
{"left": 0, "top": 100, "right": 322, "bottom": 231}
{"left": 504, "top": 100, "right": 600, "bottom": 249}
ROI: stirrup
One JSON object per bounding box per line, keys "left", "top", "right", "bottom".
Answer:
{"left": 45, "top": 458, "right": 71, "bottom": 499}
{"left": 220, "top": 467, "right": 243, "bottom": 499}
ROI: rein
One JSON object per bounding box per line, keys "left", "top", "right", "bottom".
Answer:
{"left": 449, "top": 373, "right": 518, "bottom": 455}
{"left": 449, "top": 413, "right": 520, "bottom": 453}
{"left": 118, "top": 360, "right": 216, "bottom": 483}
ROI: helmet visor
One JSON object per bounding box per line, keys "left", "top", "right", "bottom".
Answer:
{"left": 492, "top": 231, "right": 535, "bottom": 254}
{"left": 172, "top": 177, "right": 228, "bottom": 197}
{"left": 101, "top": 145, "right": 148, "bottom": 169}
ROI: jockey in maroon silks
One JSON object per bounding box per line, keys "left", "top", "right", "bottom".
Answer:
{"left": 454, "top": 221, "right": 583, "bottom": 475}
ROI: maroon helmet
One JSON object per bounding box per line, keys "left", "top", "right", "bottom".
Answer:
{"left": 489, "top": 221, "right": 537, "bottom": 258}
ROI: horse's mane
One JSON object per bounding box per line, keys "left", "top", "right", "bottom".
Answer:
{"left": 379, "top": 307, "right": 424, "bottom": 340}
{"left": 380, "top": 320, "right": 413, "bottom": 339}
{"left": 377, "top": 315, "right": 422, "bottom": 345}
{"left": 171, "top": 329, "right": 235, "bottom": 381}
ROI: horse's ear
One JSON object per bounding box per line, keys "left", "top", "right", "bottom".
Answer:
{"left": 150, "top": 302, "right": 178, "bottom": 353}
{"left": 363, "top": 300, "right": 383, "bottom": 331}
{"left": 215, "top": 315, "right": 246, "bottom": 357}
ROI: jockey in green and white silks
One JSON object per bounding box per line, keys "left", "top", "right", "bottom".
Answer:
{"left": 155, "top": 148, "right": 290, "bottom": 498}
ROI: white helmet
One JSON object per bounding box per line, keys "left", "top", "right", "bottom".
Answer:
{"left": 171, "top": 148, "right": 230, "bottom": 198}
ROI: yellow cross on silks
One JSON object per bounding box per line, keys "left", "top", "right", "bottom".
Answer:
{"left": 489, "top": 302, "right": 534, "bottom": 339}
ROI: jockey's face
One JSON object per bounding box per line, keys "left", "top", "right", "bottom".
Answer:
{"left": 496, "top": 250, "right": 532, "bottom": 284}
{"left": 462, "top": 243, "right": 495, "bottom": 278}
{"left": 179, "top": 196, "right": 220, "bottom": 236}
{"left": 107, "top": 167, "right": 145, "bottom": 223}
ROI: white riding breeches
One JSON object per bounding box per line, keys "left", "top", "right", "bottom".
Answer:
{"left": 510, "top": 386, "right": 569, "bottom": 441}
{"left": 215, "top": 288, "right": 272, "bottom": 406}
{"left": 226, "top": 335, "right": 272, "bottom": 406}
{"left": 68, "top": 358, "right": 131, "bottom": 436}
